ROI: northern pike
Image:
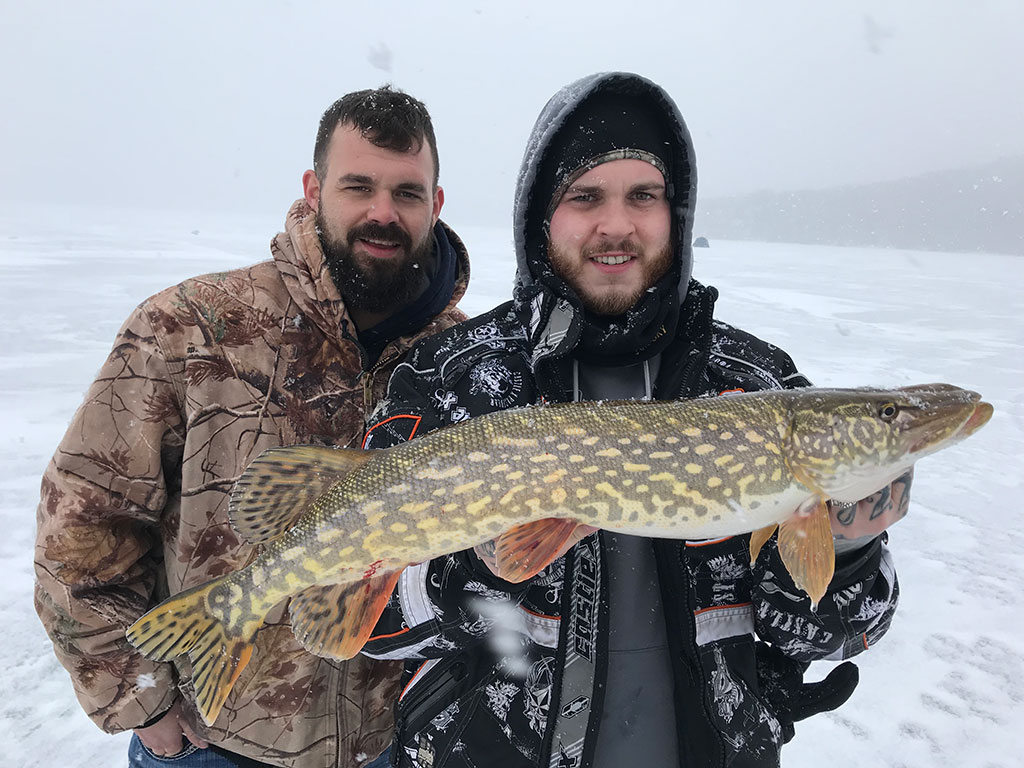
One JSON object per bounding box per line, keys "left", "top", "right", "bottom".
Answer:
{"left": 127, "top": 383, "right": 991, "bottom": 724}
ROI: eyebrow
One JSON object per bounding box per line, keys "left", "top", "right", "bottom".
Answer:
{"left": 336, "top": 174, "right": 428, "bottom": 194}
{"left": 563, "top": 180, "right": 667, "bottom": 196}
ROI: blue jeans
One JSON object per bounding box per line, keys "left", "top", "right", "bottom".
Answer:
{"left": 129, "top": 734, "right": 393, "bottom": 767}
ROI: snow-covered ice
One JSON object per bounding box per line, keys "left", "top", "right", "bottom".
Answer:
{"left": 1, "top": 207, "right": 1020, "bottom": 766}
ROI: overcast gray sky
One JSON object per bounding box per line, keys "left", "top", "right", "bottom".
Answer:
{"left": 3, "top": 0, "right": 1021, "bottom": 228}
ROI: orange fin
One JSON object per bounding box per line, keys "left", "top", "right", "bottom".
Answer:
{"left": 126, "top": 578, "right": 257, "bottom": 726}
{"left": 749, "top": 524, "right": 778, "bottom": 564}
{"left": 229, "top": 445, "right": 375, "bottom": 544}
{"left": 494, "top": 518, "right": 581, "bottom": 583}
{"left": 777, "top": 497, "right": 836, "bottom": 608}
{"left": 289, "top": 569, "right": 402, "bottom": 660}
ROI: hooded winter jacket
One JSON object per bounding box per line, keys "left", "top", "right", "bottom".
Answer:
{"left": 358, "top": 73, "right": 899, "bottom": 768}
{"left": 34, "top": 199, "right": 470, "bottom": 768}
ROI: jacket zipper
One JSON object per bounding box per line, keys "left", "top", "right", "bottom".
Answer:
{"left": 361, "top": 352, "right": 402, "bottom": 415}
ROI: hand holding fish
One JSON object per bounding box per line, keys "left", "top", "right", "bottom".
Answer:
{"left": 830, "top": 469, "right": 913, "bottom": 553}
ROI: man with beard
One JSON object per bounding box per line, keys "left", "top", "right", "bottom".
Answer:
{"left": 35, "top": 87, "right": 470, "bottom": 768}
{"left": 359, "top": 73, "right": 909, "bottom": 767}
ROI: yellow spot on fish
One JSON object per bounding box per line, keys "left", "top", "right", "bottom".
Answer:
{"left": 563, "top": 426, "right": 586, "bottom": 437}
{"left": 648, "top": 472, "right": 675, "bottom": 483}
{"left": 544, "top": 469, "right": 568, "bottom": 483}
{"left": 665, "top": 437, "right": 680, "bottom": 444}
{"left": 597, "top": 448, "right": 622, "bottom": 458}
{"left": 454, "top": 480, "right": 485, "bottom": 495}
{"left": 649, "top": 451, "right": 673, "bottom": 460}
{"left": 441, "top": 503, "right": 459, "bottom": 513}
{"left": 624, "top": 463, "right": 651, "bottom": 472}
{"left": 390, "top": 522, "right": 408, "bottom": 533}
{"left": 281, "top": 546, "right": 304, "bottom": 561}
{"left": 557, "top": 443, "right": 570, "bottom": 451}
{"left": 302, "top": 558, "right": 323, "bottom": 574}
{"left": 433, "top": 488, "right": 447, "bottom": 497}
{"left": 695, "top": 444, "right": 715, "bottom": 456}
{"left": 494, "top": 436, "right": 540, "bottom": 448}
{"left": 500, "top": 485, "right": 526, "bottom": 505}
{"left": 530, "top": 453, "right": 557, "bottom": 463}
{"left": 490, "top": 463, "right": 511, "bottom": 473}
{"left": 583, "top": 436, "right": 600, "bottom": 446}
{"left": 582, "top": 466, "right": 599, "bottom": 474}
{"left": 604, "top": 469, "right": 618, "bottom": 477}
{"left": 507, "top": 470, "right": 525, "bottom": 481}
{"left": 417, "top": 518, "right": 440, "bottom": 530}
{"left": 618, "top": 438, "right": 632, "bottom": 445}
{"left": 400, "top": 501, "right": 434, "bottom": 515}
{"left": 720, "top": 431, "right": 733, "bottom": 440}
{"left": 685, "top": 464, "right": 702, "bottom": 474}
{"left": 569, "top": 455, "right": 585, "bottom": 463}
{"left": 728, "top": 463, "right": 746, "bottom": 475}
{"left": 639, "top": 434, "right": 656, "bottom": 443}
{"left": 388, "top": 482, "right": 412, "bottom": 494}
{"left": 755, "top": 456, "right": 769, "bottom": 466}
{"left": 316, "top": 528, "right": 342, "bottom": 543}
{"left": 707, "top": 477, "right": 722, "bottom": 488}
{"left": 467, "top": 451, "right": 490, "bottom": 462}
{"left": 683, "top": 427, "right": 701, "bottom": 438}
{"left": 576, "top": 488, "right": 590, "bottom": 499}
{"left": 551, "top": 488, "right": 567, "bottom": 505}
{"left": 771, "top": 468, "right": 783, "bottom": 481}
{"left": 465, "top": 496, "right": 492, "bottom": 516}
{"left": 714, "top": 454, "right": 734, "bottom": 466}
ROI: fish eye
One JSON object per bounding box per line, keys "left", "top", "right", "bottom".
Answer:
{"left": 879, "top": 402, "right": 899, "bottom": 422}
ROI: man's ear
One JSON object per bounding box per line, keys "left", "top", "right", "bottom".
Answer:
{"left": 432, "top": 186, "right": 445, "bottom": 224}
{"left": 302, "top": 170, "right": 321, "bottom": 212}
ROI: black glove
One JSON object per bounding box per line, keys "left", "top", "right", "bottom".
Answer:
{"left": 756, "top": 641, "right": 860, "bottom": 743}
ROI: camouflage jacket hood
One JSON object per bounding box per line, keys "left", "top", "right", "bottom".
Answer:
{"left": 34, "top": 199, "right": 470, "bottom": 767}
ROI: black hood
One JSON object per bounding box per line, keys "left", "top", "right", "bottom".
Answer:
{"left": 511, "top": 72, "right": 698, "bottom": 367}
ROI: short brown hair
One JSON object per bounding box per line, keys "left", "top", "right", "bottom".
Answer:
{"left": 313, "top": 86, "right": 439, "bottom": 188}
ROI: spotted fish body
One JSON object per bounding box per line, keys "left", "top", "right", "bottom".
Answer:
{"left": 127, "top": 384, "right": 992, "bottom": 725}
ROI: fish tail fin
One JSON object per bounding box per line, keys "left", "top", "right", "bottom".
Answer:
{"left": 126, "top": 579, "right": 256, "bottom": 725}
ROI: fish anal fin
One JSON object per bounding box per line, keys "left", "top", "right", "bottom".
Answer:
{"left": 229, "top": 445, "right": 374, "bottom": 544}
{"left": 777, "top": 497, "right": 836, "bottom": 608}
{"left": 749, "top": 524, "right": 778, "bottom": 565}
{"left": 289, "top": 569, "right": 402, "bottom": 660}
{"left": 494, "top": 518, "right": 581, "bottom": 583}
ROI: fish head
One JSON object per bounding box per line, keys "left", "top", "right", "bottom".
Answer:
{"left": 787, "top": 383, "right": 993, "bottom": 503}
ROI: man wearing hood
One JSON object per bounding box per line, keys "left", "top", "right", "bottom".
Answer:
{"left": 361, "top": 73, "right": 908, "bottom": 767}
{"left": 35, "top": 87, "right": 470, "bottom": 768}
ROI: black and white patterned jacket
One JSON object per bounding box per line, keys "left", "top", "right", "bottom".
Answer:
{"left": 360, "top": 284, "right": 899, "bottom": 768}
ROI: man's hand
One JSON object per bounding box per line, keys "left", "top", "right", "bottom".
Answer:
{"left": 829, "top": 469, "right": 913, "bottom": 552}
{"left": 134, "top": 698, "right": 209, "bottom": 757}
{"left": 474, "top": 525, "right": 600, "bottom": 578}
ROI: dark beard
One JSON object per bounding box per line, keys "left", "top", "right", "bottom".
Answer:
{"left": 551, "top": 238, "right": 673, "bottom": 316}
{"left": 317, "top": 213, "right": 434, "bottom": 313}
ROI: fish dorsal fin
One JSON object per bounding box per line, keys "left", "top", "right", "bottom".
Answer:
{"left": 229, "top": 445, "right": 374, "bottom": 544}
{"left": 289, "top": 569, "right": 403, "bottom": 660}
{"left": 494, "top": 518, "right": 581, "bottom": 583}
{"left": 776, "top": 496, "right": 836, "bottom": 608}
{"left": 749, "top": 524, "right": 779, "bottom": 564}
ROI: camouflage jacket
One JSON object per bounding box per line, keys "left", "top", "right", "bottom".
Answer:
{"left": 34, "top": 199, "right": 470, "bottom": 767}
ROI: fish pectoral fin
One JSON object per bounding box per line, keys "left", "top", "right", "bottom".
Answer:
{"left": 749, "top": 524, "right": 778, "bottom": 565}
{"left": 289, "top": 569, "right": 403, "bottom": 660}
{"left": 229, "top": 445, "right": 375, "bottom": 544}
{"left": 776, "top": 497, "right": 836, "bottom": 609}
{"left": 493, "top": 518, "right": 582, "bottom": 583}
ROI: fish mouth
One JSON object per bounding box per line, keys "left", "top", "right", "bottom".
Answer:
{"left": 907, "top": 392, "right": 992, "bottom": 454}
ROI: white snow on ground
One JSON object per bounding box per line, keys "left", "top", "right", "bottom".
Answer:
{"left": 1, "top": 207, "right": 1020, "bottom": 766}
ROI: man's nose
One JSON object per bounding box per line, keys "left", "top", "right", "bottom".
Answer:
{"left": 595, "top": 199, "right": 636, "bottom": 241}
{"left": 366, "top": 191, "right": 399, "bottom": 225}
